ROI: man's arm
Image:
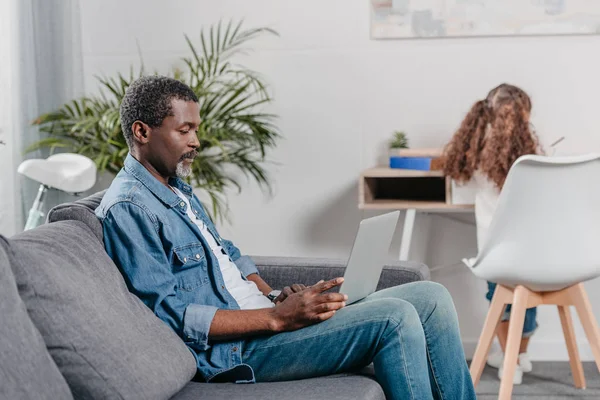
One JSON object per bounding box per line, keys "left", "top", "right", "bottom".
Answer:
{"left": 209, "top": 278, "right": 347, "bottom": 341}
{"left": 246, "top": 273, "right": 272, "bottom": 296}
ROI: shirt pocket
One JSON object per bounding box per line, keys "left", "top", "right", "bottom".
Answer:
{"left": 172, "top": 244, "right": 209, "bottom": 293}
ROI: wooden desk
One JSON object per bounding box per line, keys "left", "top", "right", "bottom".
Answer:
{"left": 359, "top": 167, "right": 474, "bottom": 260}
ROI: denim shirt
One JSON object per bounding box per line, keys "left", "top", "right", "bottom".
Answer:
{"left": 95, "top": 154, "right": 258, "bottom": 383}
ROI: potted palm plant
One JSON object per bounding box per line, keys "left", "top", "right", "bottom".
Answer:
{"left": 28, "top": 20, "right": 279, "bottom": 222}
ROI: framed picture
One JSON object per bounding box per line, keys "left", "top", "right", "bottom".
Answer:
{"left": 370, "top": 0, "right": 600, "bottom": 39}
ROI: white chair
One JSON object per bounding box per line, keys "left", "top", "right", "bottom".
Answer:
{"left": 465, "top": 153, "right": 600, "bottom": 399}
{"left": 18, "top": 153, "right": 97, "bottom": 230}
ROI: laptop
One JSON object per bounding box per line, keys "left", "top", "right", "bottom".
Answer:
{"left": 338, "top": 211, "right": 400, "bottom": 305}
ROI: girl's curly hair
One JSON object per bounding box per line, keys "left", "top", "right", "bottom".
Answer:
{"left": 443, "top": 83, "right": 542, "bottom": 189}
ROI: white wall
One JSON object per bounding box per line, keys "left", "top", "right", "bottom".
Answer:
{"left": 79, "top": 0, "right": 600, "bottom": 360}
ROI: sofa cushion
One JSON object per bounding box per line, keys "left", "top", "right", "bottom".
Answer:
{"left": 0, "top": 237, "right": 74, "bottom": 400}
{"left": 7, "top": 220, "right": 197, "bottom": 400}
{"left": 172, "top": 373, "right": 385, "bottom": 400}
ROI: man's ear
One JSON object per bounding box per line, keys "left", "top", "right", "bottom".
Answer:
{"left": 132, "top": 121, "right": 151, "bottom": 144}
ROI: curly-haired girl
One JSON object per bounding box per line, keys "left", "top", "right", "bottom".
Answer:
{"left": 443, "top": 83, "right": 543, "bottom": 385}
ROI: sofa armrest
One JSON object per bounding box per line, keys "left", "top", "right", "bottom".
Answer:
{"left": 251, "top": 256, "right": 430, "bottom": 292}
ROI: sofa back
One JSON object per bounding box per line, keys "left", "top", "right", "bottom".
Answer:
{"left": 47, "top": 189, "right": 106, "bottom": 243}
{"left": 4, "top": 193, "right": 198, "bottom": 399}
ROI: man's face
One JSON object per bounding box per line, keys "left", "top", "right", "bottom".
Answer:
{"left": 146, "top": 99, "right": 201, "bottom": 179}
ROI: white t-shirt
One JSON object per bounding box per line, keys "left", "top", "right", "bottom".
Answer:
{"left": 171, "top": 187, "right": 274, "bottom": 310}
{"left": 468, "top": 171, "right": 501, "bottom": 252}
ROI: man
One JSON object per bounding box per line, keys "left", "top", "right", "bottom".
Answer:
{"left": 96, "top": 75, "right": 476, "bottom": 400}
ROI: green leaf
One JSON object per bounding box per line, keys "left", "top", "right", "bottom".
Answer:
{"left": 24, "top": 137, "right": 73, "bottom": 154}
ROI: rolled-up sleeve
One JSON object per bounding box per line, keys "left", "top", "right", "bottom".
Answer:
{"left": 102, "top": 201, "right": 216, "bottom": 350}
{"left": 183, "top": 304, "right": 218, "bottom": 350}
{"left": 233, "top": 255, "right": 259, "bottom": 277}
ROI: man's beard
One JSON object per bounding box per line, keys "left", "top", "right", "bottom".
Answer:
{"left": 176, "top": 161, "right": 192, "bottom": 178}
{"left": 176, "top": 151, "right": 197, "bottom": 178}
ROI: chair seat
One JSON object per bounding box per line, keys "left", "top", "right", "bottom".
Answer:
{"left": 17, "top": 153, "right": 97, "bottom": 193}
{"left": 463, "top": 258, "right": 600, "bottom": 292}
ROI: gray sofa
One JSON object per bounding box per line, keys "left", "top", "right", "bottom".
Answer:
{"left": 1, "top": 191, "right": 430, "bottom": 400}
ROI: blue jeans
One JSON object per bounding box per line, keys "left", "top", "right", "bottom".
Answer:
{"left": 486, "top": 282, "right": 538, "bottom": 337}
{"left": 242, "top": 281, "right": 476, "bottom": 400}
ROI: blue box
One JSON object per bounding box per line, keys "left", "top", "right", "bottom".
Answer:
{"left": 389, "top": 157, "right": 432, "bottom": 170}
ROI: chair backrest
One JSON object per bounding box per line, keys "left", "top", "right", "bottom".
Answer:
{"left": 471, "top": 153, "right": 600, "bottom": 291}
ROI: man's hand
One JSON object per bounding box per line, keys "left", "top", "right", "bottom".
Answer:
{"left": 273, "top": 283, "right": 309, "bottom": 304}
{"left": 269, "top": 278, "right": 347, "bottom": 332}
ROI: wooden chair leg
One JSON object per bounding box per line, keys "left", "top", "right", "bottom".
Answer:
{"left": 570, "top": 283, "right": 600, "bottom": 373}
{"left": 499, "top": 285, "right": 528, "bottom": 400}
{"left": 470, "top": 284, "right": 510, "bottom": 386}
{"left": 558, "top": 305, "right": 586, "bottom": 388}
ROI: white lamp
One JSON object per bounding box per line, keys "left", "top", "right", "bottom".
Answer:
{"left": 18, "top": 153, "right": 97, "bottom": 230}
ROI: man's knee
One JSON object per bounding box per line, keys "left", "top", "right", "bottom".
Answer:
{"left": 420, "top": 281, "right": 452, "bottom": 303}
{"left": 415, "top": 282, "right": 459, "bottom": 330}
{"left": 398, "top": 281, "right": 453, "bottom": 308}
{"left": 363, "top": 298, "right": 423, "bottom": 331}
{"left": 384, "top": 281, "right": 457, "bottom": 327}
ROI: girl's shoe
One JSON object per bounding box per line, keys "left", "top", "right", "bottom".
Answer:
{"left": 519, "top": 352, "right": 533, "bottom": 373}
{"left": 487, "top": 351, "right": 532, "bottom": 385}
{"left": 499, "top": 364, "right": 523, "bottom": 385}
{"left": 486, "top": 350, "right": 503, "bottom": 369}
{"left": 487, "top": 351, "right": 533, "bottom": 373}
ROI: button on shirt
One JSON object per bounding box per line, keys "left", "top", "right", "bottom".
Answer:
{"left": 171, "top": 186, "right": 273, "bottom": 310}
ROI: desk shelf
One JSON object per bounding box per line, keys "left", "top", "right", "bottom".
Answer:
{"left": 359, "top": 167, "right": 474, "bottom": 211}
{"left": 359, "top": 165, "right": 475, "bottom": 261}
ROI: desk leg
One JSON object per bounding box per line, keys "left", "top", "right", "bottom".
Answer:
{"left": 399, "top": 209, "right": 416, "bottom": 261}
